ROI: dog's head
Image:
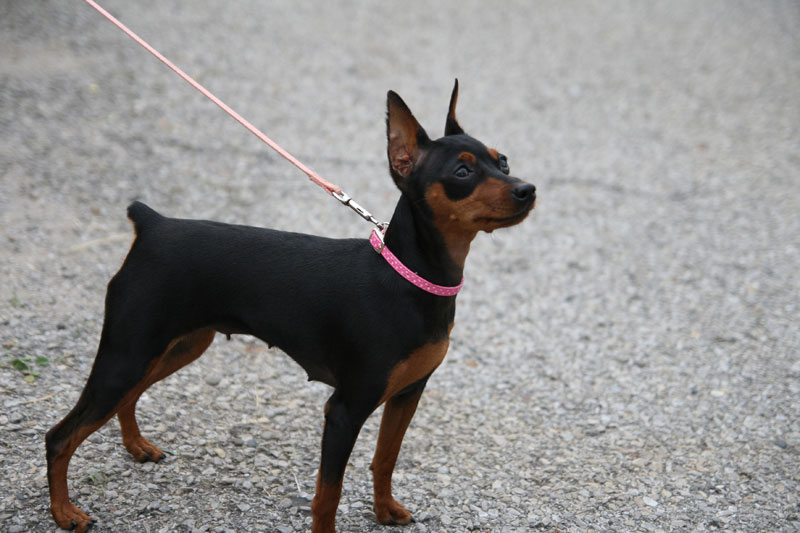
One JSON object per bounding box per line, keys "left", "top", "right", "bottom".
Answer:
{"left": 386, "top": 80, "right": 535, "bottom": 262}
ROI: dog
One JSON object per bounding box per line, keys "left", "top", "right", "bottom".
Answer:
{"left": 45, "top": 81, "right": 536, "bottom": 532}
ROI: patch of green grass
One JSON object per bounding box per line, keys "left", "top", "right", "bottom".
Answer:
{"left": 84, "top": 469, "right": 109, "bottom": 487}
{"left": 8, "top": 355, "right": 50, "bottom": 383}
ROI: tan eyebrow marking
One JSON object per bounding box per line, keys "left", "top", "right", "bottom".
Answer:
{"left": 458, "top": 152, "right": 477, "bottom": 164}
{"left": 487, "top": 148, "right": 500, "bottom": 161}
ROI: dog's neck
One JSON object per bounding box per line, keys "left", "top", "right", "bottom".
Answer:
{"left": 383, "top": 195, "right": 467, "bottom": 289}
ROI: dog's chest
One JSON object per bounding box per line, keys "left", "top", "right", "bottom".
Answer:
{"left": 380, "top": 332, "right": 452, "bottom": 403}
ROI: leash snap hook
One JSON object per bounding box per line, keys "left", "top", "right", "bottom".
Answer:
{"left": 333, "top": 190, "right": 387, "bottom": 229}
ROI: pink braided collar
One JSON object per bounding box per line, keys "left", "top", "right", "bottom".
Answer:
{"left": 370, "top": 228, "right": 465, "bottom": 296}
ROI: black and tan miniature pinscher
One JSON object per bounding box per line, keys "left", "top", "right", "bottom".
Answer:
{"left": 45, "top": 81, "right": 536, "bottom": 532}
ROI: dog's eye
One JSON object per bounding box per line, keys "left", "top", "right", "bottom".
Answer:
{"left": 499, "top": 155, "right": 510, "bottom": 174}
{"left": 454, "top": 165, "right": 471, "bottom": 179}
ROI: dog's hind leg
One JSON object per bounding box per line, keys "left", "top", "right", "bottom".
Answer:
{"left": 46, "top": 351, "right": 158, "bottom": 530}
{"left": 45, "top": 403, "right": 107, "bottom": 532}
{"left": 117, "top": 328, "right": 215, "bottom": 462}
{"left": 45, "top": 303, "right": 189, "bottom": 531}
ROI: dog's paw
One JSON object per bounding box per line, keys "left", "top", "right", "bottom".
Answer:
{"left": 52, "top": 501, "right": 96, "bottom": 532}
{"left": 375, "top": 497, "right": 412, "bottom": 525}
{"left": 124, "top": 436, "right": 165, "bottom": 463}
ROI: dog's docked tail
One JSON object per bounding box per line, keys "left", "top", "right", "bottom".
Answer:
{"left": 127, "top": 201, "right": 163, "bottom": 236}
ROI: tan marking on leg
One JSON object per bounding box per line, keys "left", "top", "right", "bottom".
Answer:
{"left": 312, "top": 477, "right": 342, "bottom": 533}
{"left": 118, "top": 403, "right": 164, "bottom": 462}
{"left": 48, "top": 419, "right": 109, "bottom": 531}
{"left": 118, "top": 329, "right": 215, "bottom": 461}
{"left": 371, "top": 388, "right": 425, "bottom": 525}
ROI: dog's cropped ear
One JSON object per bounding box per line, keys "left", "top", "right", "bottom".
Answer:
{"left": 387, "top": 91, "right": 430, "bottom": 190}
{"left": 444, "top": 79, "right": 464, "bottom": 136}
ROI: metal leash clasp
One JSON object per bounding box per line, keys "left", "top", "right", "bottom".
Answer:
{"left": 333, "top": 191, "right": 388, "bottom": 231}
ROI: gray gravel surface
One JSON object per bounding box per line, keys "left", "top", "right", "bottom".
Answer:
{"left": 2, "top": 1, "right": 799, "bottom": 532}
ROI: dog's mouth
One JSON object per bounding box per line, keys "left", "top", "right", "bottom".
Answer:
{"left": 475, "top": 201, "right": 535, "bottom": 226}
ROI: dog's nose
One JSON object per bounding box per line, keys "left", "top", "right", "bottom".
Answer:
{"left": 511, "top": 182, "right": 536, "bottom": 203}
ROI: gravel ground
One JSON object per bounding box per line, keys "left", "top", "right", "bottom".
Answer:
{"left": 2, "top": 1, "right": 799, "bottom": 532}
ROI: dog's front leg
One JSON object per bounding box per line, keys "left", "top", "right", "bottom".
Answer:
{"left": 311, "top": 390, "right": 374, "bottom": 533}
{"left": 370, "top": 376, "right": 428, "bottom": 525}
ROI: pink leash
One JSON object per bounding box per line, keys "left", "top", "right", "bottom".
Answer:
{"left": 84, "top": 0, "right": 464, "bottom": 296}
{"left": 84, "top": 0, "right": 340, "bottom": 196}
